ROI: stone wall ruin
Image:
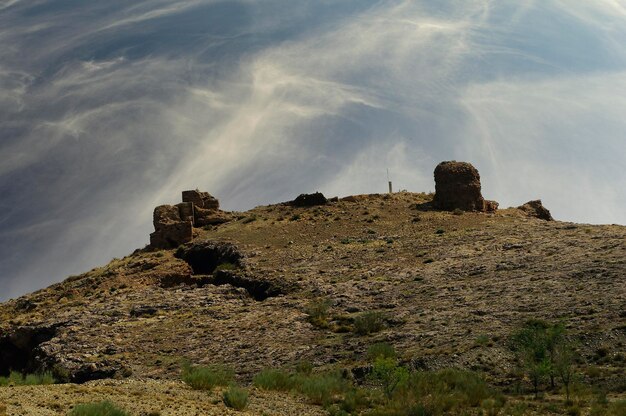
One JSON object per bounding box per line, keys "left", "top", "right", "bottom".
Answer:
{"left": 150, "top": 190, "right": 231, "bottom": 249}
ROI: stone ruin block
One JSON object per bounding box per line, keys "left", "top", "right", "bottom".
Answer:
{"left": 433, "top": 161, "right": 497, "bottom": 212}
{"left": 150, "top": 204, "right": 193, "bottom": 249}
{"left": 182, "top": 190, "right": 219, "bottom": 210}
{"left": 177, "top": 202, "right": 194, "bottom": 223}
{"left": 150, "top": 191, "right": 230, "bottom": 249}
{"left": 153, "top": 204, "right": 180, "bottom": 225}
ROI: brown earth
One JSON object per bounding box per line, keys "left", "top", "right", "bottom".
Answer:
{"left": 0, "top": 379, "right": 324, "bottom": 415}
{"left": 0, "top": 191, "right": 624, "bottom": 414}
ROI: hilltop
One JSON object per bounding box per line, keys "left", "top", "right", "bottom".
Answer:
{"left": 0, "top": 162, "right": 624, "bottom": 415}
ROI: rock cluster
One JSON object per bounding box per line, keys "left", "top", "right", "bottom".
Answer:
{"left": 150, "top": 190, "right": 231, "bottom": 249}
{"left": 291, "top": 192, "right": 328, "bottom": 207}
{"left": 518, "top": 200, "right": 554, "bottom": 221}
{"left": 433, "top": 161, "right": 498, "bottom": 212}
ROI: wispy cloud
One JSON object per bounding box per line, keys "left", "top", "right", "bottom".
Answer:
{"left": 1, "top": 0, "right": 625, "bottom": 300}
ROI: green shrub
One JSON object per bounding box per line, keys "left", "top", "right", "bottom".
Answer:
{"left": 370, "top": 358, "right": 409, "bottom": 400}
{"left": 253, "top": 369, "right": 296, "bottom": 391}
{"left": 223, "top": 385, "right": 249, "bottom": 411}
{"left": 181, "top": 363, "right": 233, "bottom": 390}
{"left": 24, "top": 372, "right": 55, "bottom": 385}
{"left": 368, "top": 343, "right": 397, "bottom": 361}
{"left": 353, "top": 311, "right": 385, "bottom": 335}
{"left": 242, "top": 216, "right": 257, "bottom": 224}
{"left": 305, "top": 298, "right": 331, "bottom": 329}
{"left": 607, "top": 400, "right": 626, "bottom": 416}
{"left": 8, "top": 371, "right": 23, "bottom": 385}
{"left": 339, "top": 388, "right": 372, "bottom": 413}
{"left": 254, "top": 367, "right": 348, "bottom": 407}
{"left": 474, "top": 335, "right": 490, "bottom": 347}
{"left": 0, "top": 371, "right": 55, "bottom": 386}
{"left": 295, "top": 360, "right": 314, "bottom": 375}
{"left": 67, "top": 401, "right": 130, "bottom": 416}
{"left": 296, "top": 372, "right": 349, "bottom": 406}
{"left": 566, "top": 405, "right": 582, "bottom": 416}
{"left": 326, "top": 405, "right": 350, "bottom": 416}
{"left": 502, "top": 402, "right": 529, "bottom": 416}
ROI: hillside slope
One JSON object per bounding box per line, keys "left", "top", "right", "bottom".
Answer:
{"left": 0, "top": 191, "right": 624, "bottom": 414}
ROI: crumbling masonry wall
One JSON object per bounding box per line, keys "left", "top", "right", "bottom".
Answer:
{"left": 150, "top": 190, "right": 230, "bottom": 249}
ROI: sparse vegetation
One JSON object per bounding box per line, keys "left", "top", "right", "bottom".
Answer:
{"left": 1, "top": 192, "right": 624, "bottom": 415}
{"left": 181, "top": 363, "right": 233, "bottom": 390}
{"left": 369, "top": 369, "right": 503, "bottom": 416}
{"left": 253, "top": 342, "right": 510, "bottom": 416}
{"left": 67, "top": 401, "right": 130, "bottom": 416}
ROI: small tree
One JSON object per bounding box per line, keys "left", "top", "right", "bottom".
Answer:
{"left": 370, "top": 357, "right": 409, "bottom": 400}
{"left": 553, "top": 337, "right": 576, "bottom": 402}
{"left": 511, "top": 320, "right": 575, "bottom": 400}
{"left": 511, "top": 320, "right": 551, "bottom": 398}
{"left": 545, "top": 323, "right": 566, "bottom": 389}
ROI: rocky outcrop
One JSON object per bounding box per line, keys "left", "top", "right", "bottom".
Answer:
{"left": 150, "top": 191, "right": 232, "bottom": 249}
{"left": 291, "top": 192, "right": 328, "bottom": 207}
{"left": 194, "top": 206, "right": 231, "bottom": 227}
{"left": 0, "top": 324, "right": 58, "bottom": 376}
{"left": 518, "top": 200, "right": 554, "bottom": 221}
{"left": 433, "top": 161, "right": 497, "bottom": 212}
{"left": 175, "top": 240, "right": 244, "bottom": 275}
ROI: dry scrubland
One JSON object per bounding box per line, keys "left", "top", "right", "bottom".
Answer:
{"left": 0, "top": 192, "right": 624, "bottom": 415}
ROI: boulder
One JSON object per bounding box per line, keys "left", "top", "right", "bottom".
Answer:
{"left": 433, "top": 161, "right": 496, "bottom": 212}
{"left": 518, "top": 200, "right": 553, "bottom": 221}
{"left": 0, "top": 324, "right": 58, "bottom": 376}
{"left": 291, "top": 192, "right": 328, "bottom": 207}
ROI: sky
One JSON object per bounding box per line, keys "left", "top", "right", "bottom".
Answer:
{"left": 1, "top": 0, "right": 625, "bottom": 301}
